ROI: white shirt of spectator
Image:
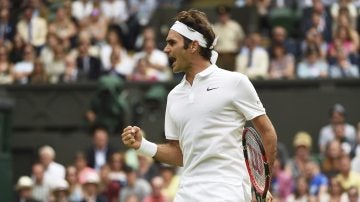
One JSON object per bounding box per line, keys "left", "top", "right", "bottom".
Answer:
{"left": 14, "top": 61, "right": 34, "bottom": 84}
{"left": 101, "top": 0, "right": 129, "bottom": 23}
{"left": 94, "top": 148, "right": 106, "bottom": 171}
{"left": 44, "top": 161, "right": 65, "bottom": 185}
{"left": 133, "top": 49, "right": 170, "bottom": 81}
{"left": 71, "top": 0, "right": 93, "bottom": 21}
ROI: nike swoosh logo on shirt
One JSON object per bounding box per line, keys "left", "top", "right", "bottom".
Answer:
{"left": 207, "top": 87, "right": 219, "bottom": 91}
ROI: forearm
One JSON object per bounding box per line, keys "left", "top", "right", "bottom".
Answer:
{"left": 154, "top": 140, "right": 183, "bottom": 167}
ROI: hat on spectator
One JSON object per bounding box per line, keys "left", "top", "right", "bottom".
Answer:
{"left": 15, "top": 176, "right": 33, "bottom": 190}
{"left": 52, "top": 178, "right": 69, "bottom": 193}
{"left": 83, "top": 172, "right": 100, "bottom": 185}
{"left": 293, "top": 131, "right": 312, "bottom": 148}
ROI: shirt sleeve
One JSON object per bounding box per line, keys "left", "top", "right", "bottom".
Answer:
{"left": 164, "top": 95, "right": 179, "bottom": 140}
{"left": 233, "top": 75, "right": 265, "bottom": 120}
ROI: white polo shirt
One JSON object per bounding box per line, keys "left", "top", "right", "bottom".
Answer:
{"left": 165, "top": 64, "right": 265, "bottom": 200}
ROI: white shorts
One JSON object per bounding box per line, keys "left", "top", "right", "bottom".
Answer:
{"left": 174, "top": 181, "right": 251, "bottom": 202}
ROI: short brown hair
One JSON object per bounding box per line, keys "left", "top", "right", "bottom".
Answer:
{"left": 174, "top": 9, "right": 216, "bottom": 61}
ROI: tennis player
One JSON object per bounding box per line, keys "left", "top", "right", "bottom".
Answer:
{"left": 121, "top": 9, "right": 277, "bottom": 201}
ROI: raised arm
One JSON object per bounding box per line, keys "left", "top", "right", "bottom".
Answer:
{"left": 121, "top": 126, "right": 183, "bottom": 166}
{"left": 251, "top": 114, "right": 277, "bottom": 173}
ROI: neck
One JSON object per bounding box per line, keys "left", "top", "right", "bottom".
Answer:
{"left": 185, "top": 58, "right": 211, "bottom": 85}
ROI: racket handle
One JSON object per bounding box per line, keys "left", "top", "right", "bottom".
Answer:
{"left": 256, "top": 194, "right": 266, "bottom": 202}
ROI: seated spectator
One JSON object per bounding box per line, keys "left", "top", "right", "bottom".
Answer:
{"left": 120, "top": 167, "right": 151, "bottom": 202}
{"left": 100, "top": 29, "right": 128, "bottom": 69}
{"left": 318, "top": 103, "right": 357, "bottom": 154}
{"left": 300, "top": 28, "right": 328, "bottom": 60}
{"left": 102, "top": 47, "right": 134, "bottom": 79}
{"left": 60, "top": 56, "right": 80, "bottom": 83}
{"left": 49, "top": 178, "right": 70, "bottom": 202}
{"left": 270, "top": 26, "right": 298, "bottom": 57}
{"left": 73, "top": 151, "right": 96, "bottom": 184}
{"left": 335, "top": 154, "right": 360, "bottom": 191}
{"left": 133, "top": 38, "right": 172, "bottom": 81}
{"left": 159, "top": 164, "right": 180, "bottom": 201}
{"left": 86, "top": 127, "right": 115, "bottom": 171}
{"left": 134, "top": 26, "right": 156, "bottom": 52}
{"left": 286, "top": 175, "right": 314, "bottom": 202}
{"left": 296, "top": 46, "right": 328, "bottom": 79}
{"left": 212, "top": 5, "right": 245, "bottom": 71}
{"left": 86, "top": 8, "right": 108, "bottom": 44}
{"left": 108, "top": 152, "right": 128, "bottom": 186}
{"left": 341, "top": 186, "right": 360, "bottom": 202}
{"left": 9, "top": 34, "right": 25, "bottom": 64}
{"left": 143, "top": 176, "right": 168, "bottom": 202}
{"left": 48, "top": 6, "right": 77, "bottom": 50}
{"left": 268, "top": 43, "right": 295, "bottom": 79}
{"left": 330, "top": 0, "right": 358, "bottom": 28}
{"left": 65, "top": 166, "right": 84, "bottom": 202}
{"left": 318, "top": 177, "right": 345, "bottom": 202}
{"left": 328, "top": 25, "right": 358, "bottom": 60}
{"left": 235, "top": 33, "right": 269, "bottom": 80}
{"left": 0, "top": 45, "right": 13, "bottom": 84}
{"left": 14, "top": 176, "right": 39, "bottom": 202}
{"left": 100, "top": 0, "right": 128, "bottom": 26}
{"left": 38, "top": 145, "right": 66, "bottom": 184}
{"left": 98, "top": 164, "right": 122, "bottom": 202}
{"left": 46, "top": 44, "right": 66, "bottom": 83}
{"left": 29, "top": 59, "right": 48, "bottom": 84}
{"left": 31, "top": 163, "right": 51, "bottom": 202}
{"left": 305, "top": 161, "right": 328, "bottom": 196}
{"left": 129, "top": 58, "right": 160, "bottom": 82}
{"left": 136, "top": 153, "right": 159, "bottom": 183}
{"left": 81, "top": 172, "right": 107, "bottom": 202}
{"left": 271, "top": 157, "right": 293, "bottom": 201}
{"left": 16, "top": 6, "right": 47, "bottom": 53}
{"left": 128, "top": 0, "right": 157, "bottom": 27}
{"left": 12, "top": 44, "right": 35, "bottom": 84}
{"left": 0, "top": 7, "right": 16, "bottom": 48}
{"left": 75, "top": 36, "right": 102, "bottom": 81}
{"left": 71, "top": 0, "right": 93, "bottom": 23}
{"left": 321, "top": 140, "right": 343, "bottom": 178}
{"left": 333, "top": 12, "right": 360, "bottom": 49}
{"left": 39, "top": 33, "right": 60, "bottom": 68}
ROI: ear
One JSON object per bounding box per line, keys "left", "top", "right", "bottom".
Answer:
{"left": 191, "top": 41, "right": 200, "bottom": 53}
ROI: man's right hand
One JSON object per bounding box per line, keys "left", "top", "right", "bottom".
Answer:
{"left": 121, "top": 126, "right": 142, "bottom": 149}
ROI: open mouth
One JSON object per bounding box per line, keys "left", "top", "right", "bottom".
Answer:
{"left": 169, "top": 57, "right": 176, "bottom": 67}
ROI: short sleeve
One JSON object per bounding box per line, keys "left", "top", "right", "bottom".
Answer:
{"left": 233, "top": 75, "right": 265, "bottom": 120}
{"left": 164, "top": 95, "right": 179, "bottom": 140}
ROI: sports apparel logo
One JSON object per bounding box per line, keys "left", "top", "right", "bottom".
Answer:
{"left": 206, "top": 87, "right": 219, "bottom": 91}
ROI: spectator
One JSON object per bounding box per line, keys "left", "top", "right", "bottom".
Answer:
{"left": 342, "top": 186, "right": 360, "bottom": 202}
{"left": 129, "top": 58, "right": 159, "bottom": 82}
{"left": 75, "top": 36, "right": 102, "bottom": 81}
{"left": 132, "top": 38, "right": 171, "bottom": 81}
{"left": 304, "top": 161, "right": 328, "bottom": 196}
{"left": 31, "top": 163, "right": 51, "bottom": 202}
{"left": 300, "top": 28, "right": 328, "bottom": 60}
{"left": 296, "top": 46, "right": 328, "bottom": 79}
{"left": 159, "top": 164, "right": 180, "bottom": 202}
{"left": 12, "top": 44, "right": 35, "bottom": 84}
{"left": 85, "top": 75, "right": 131, "bottom": 134}
{"left": 351, "top": 124, "right": 360, "bottom": 172}
{"left": 108, "top": 152, "right": 128, "bottom": 186}
{"left": 29, "top": 59, "right": 48, "bottom": 84}
{"left": 0, "top": 7, "right": 15, "bottom": 47}
{"left": 98, "top": 164, "right": 122, "bottom": 202}
{"left": 128, "top": 0, "right": 157, "bottom": 27}
{"left": 38, "top": 145, "right": 66, "bottom": 183}
{"left": 74, "top": 151, "right": 96, "bottom": 184}
{"left": 100, "top": 0, "right": 128, "bottom": 26}
{"left": 0, "top": 45, "right": 13, "bottom": 84}
{"left": 334, "top": 12, "right": 360, "bottom": 50}
{"left": 86, "top": 127, "right": 115, "bottom": 171}
{"left": 9, "top": 33, "right": 25, "bottom": 64}
{"left": 328, "top": 25, "right": 357, "bottom": 59}
{"left": 271, "top": 157, "right": 294, "bottom": 202}
{"left": 50, "top": 178, "right": 70, "bottom": 202}
{"left": 318, "top": 177, "right": 345, "bottom": 202}
{"left": 48, "top": 6, "right": 77, "bottom": 49}
{"left": 45, "top": 44, "right": 66, "bottom": 83}
{"left": 212, "top": 5, "right": 245, "bottom": 71}
{"left": 268, "top": 43, "right": 295, "bottom": 79}
{"left": 321, "top": 140, "right": 343, "bottom": 178}
{"left": 65, "top": 166, "right": 84, "bottom": 202}
{"left": 81, "top": 172, "right": 107, "bottom": 202}
{"left": 16, "top": 6, "right": 47, "bottom": 54}
{"left": 71, "top": 0, "right": 93, "bottom": 23}
{"left": 87, "top": 8, "right": 108, "bottom": 44}
{"left": 143, "top": 176, "right": 168, "bottom": 202}
{"left": 286, "top": 175, "right": 314, "bottom": 202}
{"left": 102, "top": 47, "right": 134, "bottom": 79}
{"left": 100, "top": 29, "right": 128, "bottom": 69}
{"left": 330, "top": 0, "right": 357, "bottom": 28}
{"left": 286, "top": 131, "right": 315, "bottom": 180}
{"left": 329, "top": 51, "right": 359, "bottom": 78}
{"left": 14, "top": 176, "right": 39, "bottom": 202}
{"left": 270, "top": 26, "right": 298, "bottom": 57}
{"left": 60, "top": 56, "right": 80, "bottom": 83}
{"left": 136, "top": 153, "right": 159, "bottom": 183}
{"left": 235, "top": 33, "right": 269, "bottom": 79}
{"left": 134, "top": 26, "right": 156, "bottom": 52}
{"left": 335, "top": 154, "right": 360, "bottom": 191}
{"left": 39, "top": 33, "right": 60, "bottom": 68}
{"left": 318, "top": 103, "right": 357, "bottom": 154}
{"left": 119, "top": 166, "right": 151, "bottom": 202}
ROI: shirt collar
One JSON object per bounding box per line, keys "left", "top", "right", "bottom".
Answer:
{"left": 180, "top": 64, "right": 218, "bottom": 85}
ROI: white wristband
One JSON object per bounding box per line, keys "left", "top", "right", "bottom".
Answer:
{"left": 137, "top": 138, "right": 157, "bottom": 157}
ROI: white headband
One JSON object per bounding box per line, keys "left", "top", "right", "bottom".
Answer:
{"left": 170, "top": 21, "right": 218, "bottom": 64}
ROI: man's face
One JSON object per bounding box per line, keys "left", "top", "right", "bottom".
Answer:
{"left": 164, "top": 30, "right": 191, "bottom": 73}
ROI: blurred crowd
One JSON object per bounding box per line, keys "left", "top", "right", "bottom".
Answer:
{"left": 0, "top": 0, "right": 360, "bottom": 85}
{"left": 6, "top": 0, "right": 360, "bottom": 201}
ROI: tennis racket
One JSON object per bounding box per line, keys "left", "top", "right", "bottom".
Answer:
{"left": 242, "top": 127, "right": 270, "bottom": 202}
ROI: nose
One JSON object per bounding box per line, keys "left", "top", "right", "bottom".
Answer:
{"left": 163, "top": 45, "right": 170, "bottom": 54}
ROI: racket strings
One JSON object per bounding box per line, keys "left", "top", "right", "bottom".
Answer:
{"left": 245, "top": 131, "right": 266, "bottom": 190}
